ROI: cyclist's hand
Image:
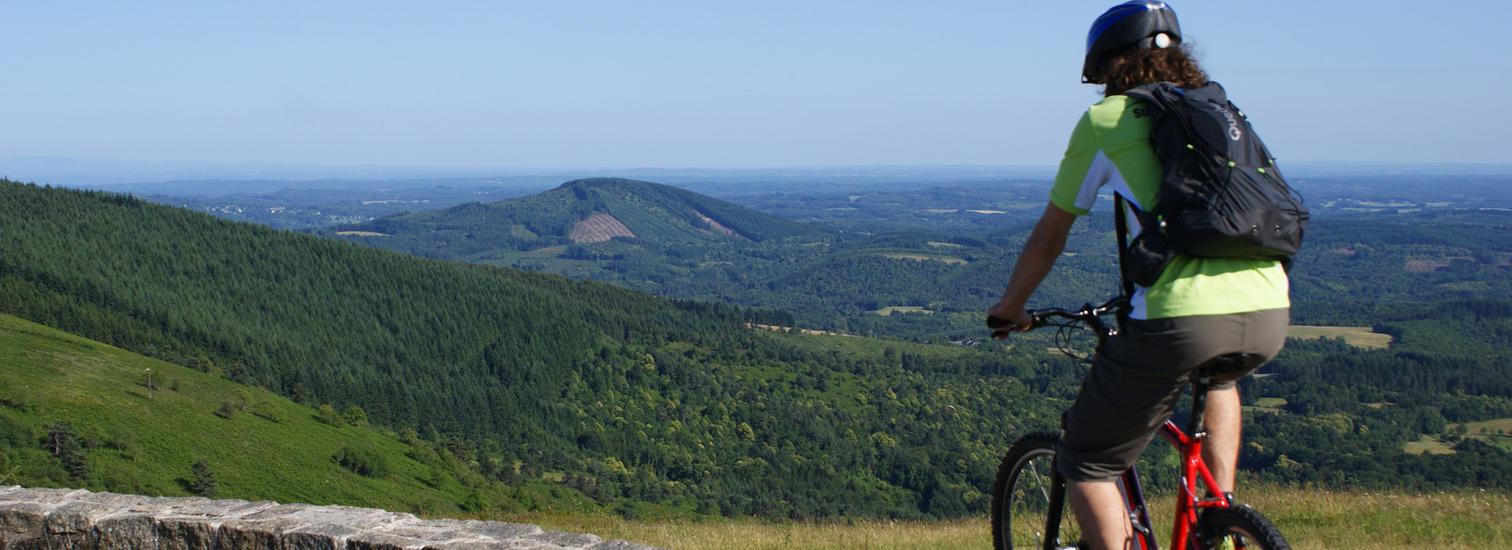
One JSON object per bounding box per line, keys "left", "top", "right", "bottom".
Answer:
{"left": 986, "top": 302, "right": 1033, "bottom": 339}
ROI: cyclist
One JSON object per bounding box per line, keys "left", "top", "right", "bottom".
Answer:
{"left": 986, "top": 2, "right": 1291, "bottom": 548}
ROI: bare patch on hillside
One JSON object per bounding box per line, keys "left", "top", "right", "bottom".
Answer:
{"left": 335, "top": 231, "right": 388, "bottom": 237}
{"left": 1406, "top": 259, "right": 1448, "bottom": 272}
{"left": 694, "top": 210, "right": 746, "bottom": 239}
{"left": 871, "top": 306, "right": 935, "bottom": 316}
{"left": 569, "top": 213, "right": 634, "bottom": 243}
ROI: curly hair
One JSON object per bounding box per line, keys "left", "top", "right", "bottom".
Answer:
{"left": 1099, "top": 44, "right": 1209, "bottom": 97}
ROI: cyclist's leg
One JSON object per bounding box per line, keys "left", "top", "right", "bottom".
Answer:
{"left": 1067, "top": 479, "right": 1132, "bottom": 550}
{"left": 1055, "top": 319, "right": 1195, "bottom": 550}
{"left": 1203, "top": 385, "right": 1242, "bottom": 494}
{"left": 1201, "top": 308, "right": 1289, "bottom": 495}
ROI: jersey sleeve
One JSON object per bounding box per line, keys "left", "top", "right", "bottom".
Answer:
{"left": 1049, "top": 111, "right": 1102, "bottom": 216}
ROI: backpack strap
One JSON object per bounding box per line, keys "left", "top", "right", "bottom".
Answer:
{"left": 1113, "top": 193, "right": 1137, "bottom": 299}
{"left": 1121, "top": 83, "right": 1162, "bottom": 111}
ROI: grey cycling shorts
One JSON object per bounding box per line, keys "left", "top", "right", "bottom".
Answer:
{"left": 1054, "top": 308, "right": 1289, "bottom": 482}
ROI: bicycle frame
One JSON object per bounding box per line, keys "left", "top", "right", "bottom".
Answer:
{"left": 1117, "top": 380, "right": 1234, "bottom": 550}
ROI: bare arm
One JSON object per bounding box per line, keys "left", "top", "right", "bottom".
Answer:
{"left": 987, "top": 202, "right": 1078, "bottom": 336}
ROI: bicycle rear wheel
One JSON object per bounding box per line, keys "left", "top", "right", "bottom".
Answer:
{"left": 992, "top": 431, "right": 1081, "bottom": 550}
{"left": 1196, "top": 505, "right": 1291, "bottom": 550}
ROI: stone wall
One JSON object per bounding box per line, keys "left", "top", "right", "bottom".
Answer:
{"left": 0, "top": 486, "right": 660, "bottom": 549}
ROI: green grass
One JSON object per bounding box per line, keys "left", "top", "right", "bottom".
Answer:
{"left": 0, "top": 313, "right": 464, "bottom": 513}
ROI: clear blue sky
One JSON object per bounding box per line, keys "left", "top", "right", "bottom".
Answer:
{"left": 3, "top": 1, "right": 1507, "bottom": 170}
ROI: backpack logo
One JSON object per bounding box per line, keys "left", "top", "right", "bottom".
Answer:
{"left": 1212, "top": 102, "right": 1242, "bottom": 141}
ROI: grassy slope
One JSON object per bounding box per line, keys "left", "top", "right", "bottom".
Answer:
{"left": 0, "top": 313, "right": 463, "bottom": 512}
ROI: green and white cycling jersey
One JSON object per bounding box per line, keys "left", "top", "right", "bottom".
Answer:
{"left": 1049, "top": 94, "right": 1290, "bottom": 320}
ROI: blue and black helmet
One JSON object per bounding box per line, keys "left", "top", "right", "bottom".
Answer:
{"left": 1082, "top": 1, "right": 1182, "bottom": 84}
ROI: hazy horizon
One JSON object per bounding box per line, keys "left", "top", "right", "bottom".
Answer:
{"left": 5, "top": 2, "right": 1507, "bottom": 177}
{"left": 5, "top": 156, "right": 1511, "bottom": 191}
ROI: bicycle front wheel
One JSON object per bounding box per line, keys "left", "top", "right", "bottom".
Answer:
{"left": 992, "top": 431, "right": 1081, "bottom": 550}
{"left": 1196, "top": 505, "right": 1291, "bottom": 550}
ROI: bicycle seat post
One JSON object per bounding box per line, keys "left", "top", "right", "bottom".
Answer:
{"left": 1188, "top": 354, "right": 1257, "bottom": 437}
{"left": 1188, "top": 376, "right": 1211, "bottom": 438}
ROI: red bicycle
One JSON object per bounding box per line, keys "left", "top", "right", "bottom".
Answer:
{"left": 989, "top": 297, "right": 1290, "bottom": 550}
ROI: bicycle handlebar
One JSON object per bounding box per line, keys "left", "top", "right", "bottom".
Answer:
{"left": 987, "top": 296, "right": 1128, "bottom": 335}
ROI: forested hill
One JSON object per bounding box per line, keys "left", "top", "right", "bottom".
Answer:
{"left": 0, "top": 180, "right": 755, "bottom": 436}
{"left": 324, "top": 178, "right": 827, "bottom": 259}
{"left": 0, "top": 179, "right": 1068, "bottom": 519}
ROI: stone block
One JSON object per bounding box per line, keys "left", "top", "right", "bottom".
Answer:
{"left": 93, "top": 513, "right": 159, "bottom": 549}
{"left": 0, "top": 499, "right": 48, "bottom": 546}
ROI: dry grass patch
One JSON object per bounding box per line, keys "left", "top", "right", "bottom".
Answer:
{"left": 1250, "top": 488, "right": 1512, "bottom": 549}
{"left": 496, "top": 488, "right": 1511, "bottom": 550}
{"left": 500, "top": 513, "right": 984, "bottom": 550}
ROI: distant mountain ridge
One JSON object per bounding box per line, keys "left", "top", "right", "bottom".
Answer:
{"left": 328, "top": 178, "right": 825, "bottom": 258}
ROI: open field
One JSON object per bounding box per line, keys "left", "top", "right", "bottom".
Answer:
{"left": 879, "top": 253, "right": 967, "bottom": 265}
{"left": 1287, "top": 326, "right": 1393, "bottom": 350}
{"left": 870, "top": 306, "right": 935, "bottom": 316}
{"left": 498, "top": 487, "right": 1511, "bottom": 550}
{"left": 1404, "top": 434, "right": 1456, "bottom": 455}
{"left": 1454, "top": 418, "right": 1512, "bottom": 434}
{"left": 1248, "top": 397, "right": 1289, "bottom": 414}
{"left": 1449, "top": 418, "right": 1512, "bottom": 452}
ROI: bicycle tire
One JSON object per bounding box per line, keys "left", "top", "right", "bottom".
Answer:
{"left": 992, "top": 431, "right": 1082, "bottom": 550}
{"left": 1196, "top": 505, "right": 1291, "bottom": 550}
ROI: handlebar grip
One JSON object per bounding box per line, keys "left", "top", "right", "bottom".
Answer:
{"left": 988, "top": 315, "right": 1041, "bottom": 332}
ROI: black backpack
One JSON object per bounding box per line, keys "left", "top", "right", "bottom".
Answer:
{"left": 1115, "top": 81, "right": 1309, "bottom": 289}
